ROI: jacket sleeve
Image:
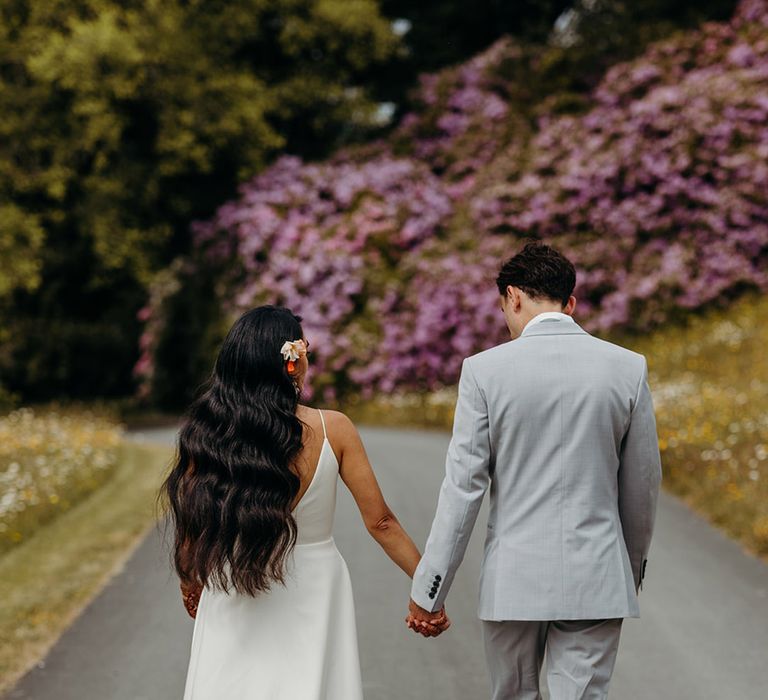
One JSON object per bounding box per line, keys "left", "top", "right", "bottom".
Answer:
{"left": 410, "top": 358, "right": 492, "bottom": 612}
{"left": 618, "top": 356, "right": 663, "bottom": 592}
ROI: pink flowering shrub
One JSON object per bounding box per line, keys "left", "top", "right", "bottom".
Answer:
{"left": 136, "top": 0, "right": 768, "bottom": 401}
{"left": 351, "top": 236, "right": 512, "bottom": 395}
{"left": 471, "top": 5, "right": 768, "bottom": 330}
{"left": 390, "top": 37, "right": 517, "bottom": 192}
{"left": 168, "top": 154, "right": 453, "bottom": 400}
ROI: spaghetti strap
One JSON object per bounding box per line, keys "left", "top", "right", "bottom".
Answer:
{"left": 318, "top": 408, "right": 327, "bottom": 439}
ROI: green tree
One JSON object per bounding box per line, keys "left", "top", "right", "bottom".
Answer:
{"left": 540, "top": 0, "right": 740, "bottom": 94}
{"left": 371, "top": 0, "right": 737, "bottom": 119}
{"left": 377, "top": 0, "right": 739, "bottom": 106}
{"left": 0, "top": 206, "right": 44, "bottom": 299}
{"left": 0, "top": 0, "right": 398, "bottom": 400}
{"left": 380, "top": 0, "right": 571, "bottom": 72}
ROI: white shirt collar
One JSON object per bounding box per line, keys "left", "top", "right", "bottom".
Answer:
{"left": 521, "top": 311, "right": 575, "bottom": 335}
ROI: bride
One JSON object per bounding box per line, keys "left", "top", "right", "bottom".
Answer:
{"left": 158, "top": 305, "right": 450, "bottom": 699}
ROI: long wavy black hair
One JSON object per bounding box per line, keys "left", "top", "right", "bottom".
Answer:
{"left": 156, "top": 305, "right": 308, "bottom": 596}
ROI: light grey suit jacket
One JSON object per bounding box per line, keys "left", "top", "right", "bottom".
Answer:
{"left": 411, "top": 316, "right": 662, "bottom": 620}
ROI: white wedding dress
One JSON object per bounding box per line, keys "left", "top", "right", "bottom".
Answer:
{"left": 182, "top": 410, "right": 364, "bottom": 700}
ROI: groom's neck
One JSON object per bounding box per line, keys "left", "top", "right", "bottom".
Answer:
{"left": 522, "top": 302, "right": 566, "bottom": 325}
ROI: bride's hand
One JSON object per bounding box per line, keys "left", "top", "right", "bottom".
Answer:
{"left": 180, "top": 579, "right": 203, "bottom": 619}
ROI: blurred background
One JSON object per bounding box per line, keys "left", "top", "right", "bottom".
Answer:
{"left": 1, "top": 0, "right": 768, "bottom": 694}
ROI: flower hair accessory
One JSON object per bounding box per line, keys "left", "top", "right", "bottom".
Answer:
{"left": 280, "top": 339, "right": 307, "bottom": 373}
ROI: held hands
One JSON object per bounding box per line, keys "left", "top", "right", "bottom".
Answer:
{"left": 405, "top": 598, "right": 451, "bottom": 638}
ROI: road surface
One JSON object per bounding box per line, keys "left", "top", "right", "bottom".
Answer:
{"left": 5, "top": 425, "right": 768, "bottom": 699}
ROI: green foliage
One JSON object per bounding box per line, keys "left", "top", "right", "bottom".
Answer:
{"left": 0, "top": 0, "right": 398, "bottom": 401}
{"left": 379, "top": 0, "right": 739, "bottom": 109}
{"left": 536, "top": 0, "right": 740, "bottom": 95}
{"left": 380, "top": 0, "right": 570, "bottom": 71}
{"left": 144, "top": 257, "right": 231, "bottom": 410}
{"left": 0, "top": 206, "right": 44, "bottom": 300}
{"left": 617, "top": 294, "right": 768, "bottom": 560}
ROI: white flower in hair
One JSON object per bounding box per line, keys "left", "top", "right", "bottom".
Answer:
{"left": 280, "top": 339, "right": 306, "bottom": 362}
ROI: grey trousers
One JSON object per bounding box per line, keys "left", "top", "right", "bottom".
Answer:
{"left": 482, "top": 618, "right": 623, "bottom": 700}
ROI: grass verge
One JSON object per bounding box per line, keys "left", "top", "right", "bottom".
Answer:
{"left": 0, "top": 440, "right": 173, "bottom": 695}
{"left": 0, "top": 407, "right": 124, "bottom": 554}
{"left": 621, "top": 294, "right": 768, "bottom": 561}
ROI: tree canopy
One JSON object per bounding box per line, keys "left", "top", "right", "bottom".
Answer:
{"left": 0, "top": 0, "right": 398, "bottom": 399}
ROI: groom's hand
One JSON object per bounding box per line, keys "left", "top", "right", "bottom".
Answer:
{"left": 405, "top": 598, "right": 451, "bottom": 638}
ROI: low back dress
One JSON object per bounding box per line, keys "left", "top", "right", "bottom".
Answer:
{"left": 182, "top": 409, "right": 364, "bottom": 700}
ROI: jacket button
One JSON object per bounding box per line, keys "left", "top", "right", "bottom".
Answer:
{"left": 435, "top": 575, "right": 442, "bottom": 581}
{"left": 428, "top": 593, "right": 435, "bottom": 599}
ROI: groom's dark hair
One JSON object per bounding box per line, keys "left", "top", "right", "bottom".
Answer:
{"left": 496, "top": 241, "right": 576, "bottom": 306}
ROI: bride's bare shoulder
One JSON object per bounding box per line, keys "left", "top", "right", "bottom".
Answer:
{"left": 321, "top": 408, "right": 356, "bottom": 427}
{"left": 301, "top": 407, "right": 359, "bottom": 445}
{"left": 297, "top": 405, "right": 354, "bottom": 429}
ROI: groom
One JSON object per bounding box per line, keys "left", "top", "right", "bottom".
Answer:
{"left": 406, "top": 242, "right": 662, "bottom": 699}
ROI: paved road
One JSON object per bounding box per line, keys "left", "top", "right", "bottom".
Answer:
{"left": 5, "top": 425, "right": 768, "bottom": 699}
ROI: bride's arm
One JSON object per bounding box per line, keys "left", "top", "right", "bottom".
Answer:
{"left": 328, "top": 411, "right": 422, "bottom": 578}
